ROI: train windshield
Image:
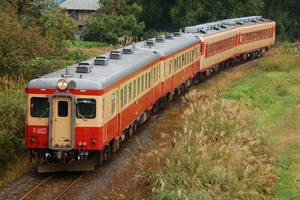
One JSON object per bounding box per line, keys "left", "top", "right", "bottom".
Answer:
{"left": 76, "top": 98, "right": 96, "bottom": 119}
{"left": 30, "top": 97, "right": 49, "bottom": 118}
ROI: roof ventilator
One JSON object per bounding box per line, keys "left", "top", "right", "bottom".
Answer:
{"left": 94, "top": 55, "right": 109, "bottom": 66}
{"left": 123, "top": 44, "right": 135, "bottom": 54}
{"left": 213, "top": 26, "right": 221, "bottom": 31}
{"left": 144, "top": 39, "right": 156, "bottom": 49}
{"left": 156, "top": 35, "right": 165, "bottom": 43}
{"left": 221, "top": 24, "right": 227, "bottom": 29}
{"left": 76, "top": 62, "right": 92, "bottom": 73}
{"left": 165, "top": 33, "right": 174, "bottom": 40}
{"left": 237, "top": 21, "right": 243, "bottom": 25}
{"left": 109, "top": 49, "right": 122, "bottom": 59}
{"left": 200, "top": 29, "right": 207, "bottom": 34}
{"left": 173, "top": 32, "right": 181, "bottom": 37}
{"left": 61, "top": 67, "right": 74, "bottom": 77}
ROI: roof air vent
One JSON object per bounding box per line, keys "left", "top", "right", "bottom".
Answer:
{"left": 156, "top": 35, "right": 165, "bottom": 43}
{"left": 200, "top": 29, "right": 207, "bottom": 34}
{"left": 221, "top": 24, "right": 227, "bottom": 29}
{"left": 109, "top": 49, "right": 122, "bottom": 59}
{"left": 237, "top": 21, "right": 243, "bottom": 25}
{"left": 94, "top": 55, "right": 109, "bottom": 65}
{"left": 173, "top": 32, "right": 181, "bottom": 37}
{"left": 165, "top": 33, "right": 174, "bottom": 40}
{"left": 213, "top": 26, "right": 220, "bottom": 31}
{"left": 145, "top": 39, "right": 156, "bottom": 48}
{"left": 76, "top": 62, "right": 92, "bottom": 73}
{"left": 123, "top": 46, "right": 135, "bottom": 54}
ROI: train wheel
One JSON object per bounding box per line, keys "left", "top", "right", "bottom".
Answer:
{"left": 215, "top": 64, "right": 220, "bottom": 73}
{"left": 168, "top": 92, "right": 173, "bottom": 102}
{"left": 95, "top": 150, "right": 103, "bottom": 166}
{"left": 133, "top": 122, "right": 138, "bottom": 132}
{"left": 159, "top": 95, "right": 168, "bottom": 108}
{"left": 129, "top": 126, "right": 133, "bottom": 137}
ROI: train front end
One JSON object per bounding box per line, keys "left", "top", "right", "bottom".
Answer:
{"left": 25, "top": 75, "right": 102, "bottom": 173}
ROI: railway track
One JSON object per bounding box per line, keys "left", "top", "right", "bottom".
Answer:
{"left": 19, "top": 171, "right": 86, "bottom": 200}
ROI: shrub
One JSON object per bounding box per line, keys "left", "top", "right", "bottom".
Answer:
{"left": 0, "top": 75, "right": 26, "bottom": 175}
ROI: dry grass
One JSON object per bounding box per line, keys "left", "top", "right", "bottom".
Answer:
{"left": 67, "top": 47, "right": 113, "bottom": 58}
{"left": 94, "top": 65, "right": 279, "bottom": 199}
{"left": 0, "top": 74, "right": 26, "bottom": 90}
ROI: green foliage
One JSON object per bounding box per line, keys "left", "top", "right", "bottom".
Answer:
{"left": 259, "top": 46, "right": 300, "bottom": 72}
{"left": 70, "top": 40, "right": 109, "bottom": 48}
{"left": 83, "top": 1, "right": 145, "bottom": 45}
{"left": 0, "top": 77, "right": 26, "bottom": 174}
{"left": 67, "top": 49, "right": 89, "bottom": 64}
{"left": 0, "top": 12, "right": 54, "bottom": 76}
{"left": 136, "top": 0, "right": 177, "bottom": 31}
{"left": 223, "top": 49, "right": 300, "bottom": 111}
{"left": 170, "top": 0, "right": 264, "bottom": 27}
{"left": 39, "top": 7, "right": 78, "bottom": 54}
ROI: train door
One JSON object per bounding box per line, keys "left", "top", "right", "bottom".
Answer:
{"left": 114, "top": 90, "right": 119, "bottom": 136}
{"left": 150, "top": 69, "right": 154, "bottom": 105}
{"left": 102, "top": 98, "right": 107, "bottom": 143}
{"left": 48, "top": 94, "right": 76, "bottom": 150}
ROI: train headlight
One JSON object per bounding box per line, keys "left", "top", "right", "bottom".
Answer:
{"left": 57, "top": 79, "right": 68, "bottom": 90}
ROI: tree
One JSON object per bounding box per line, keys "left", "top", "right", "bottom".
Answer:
{"left": 39, "top": 8, "right": 78, "bottom": 54}
{"left": 263, "top": 0, "right": 300, "bottom": 42}
{"left": 135, "top": 0, "right": 177, "bottom": 31}
{"left": 170, "top": 0, "right": 264, "bottom": 28}
{"left": 83, "top": 0, "right": 145, "bottom": 46}
{"left": 0, "top": 12, "right": 53, "bottom": 75}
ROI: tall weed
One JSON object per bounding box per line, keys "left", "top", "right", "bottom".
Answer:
{"left": 148, "top": 92, "right": 277, "bottom": 199}
{"left": 0, "top": 75, "right": 26, "bottom": 176}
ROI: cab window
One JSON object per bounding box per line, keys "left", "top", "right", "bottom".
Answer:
{"left": 76, "top": 98, "right": 96, "bottom": 119}
{"left": 30, "top": 97, "right": 49, "bottom": 118}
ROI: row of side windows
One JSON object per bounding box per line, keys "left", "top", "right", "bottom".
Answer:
{"left": 207, "top": 36, "right": 236, "bottom": 56}
{"left": 168, "top": 46, "right": 200, "bottom": 76}
{"left": 240, "top": 28, "right": 273, "bottom": 43}
{"left": 120, "top": 72, "right": 150, "bottom": 109}
{"left": 110, "top": 64, "right": 161, "bottom": 116}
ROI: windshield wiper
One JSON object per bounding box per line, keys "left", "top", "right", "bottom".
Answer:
{"left": 77, "top": 108, "right": 87, "bottom": 121}
{"left": 39, "top": 108, "right": 49, "bottom": 118}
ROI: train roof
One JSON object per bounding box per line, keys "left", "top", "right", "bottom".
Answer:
{"left": 135, "top": 33, "right": 200, "bottom": 56}
{"left": 27, "top": 48, "right": 160, "bottom": 90}
{"left": 182, "top": 16, "right": 274, "bottom": 36}
{"left": 27, "top": 33, "right": 201, "bottom": 91}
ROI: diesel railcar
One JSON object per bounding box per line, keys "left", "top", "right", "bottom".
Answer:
{"left": 25, "top": 16, "right": 275, "bottom": 173}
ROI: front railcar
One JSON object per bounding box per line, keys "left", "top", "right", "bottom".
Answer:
{"left": 26, "top": 75, "right": 104, "bottom": 172}
{"left": 25, "top": 47, "right": 161, "bottom": 173}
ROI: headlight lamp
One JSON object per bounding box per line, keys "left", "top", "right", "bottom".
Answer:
{"left": 57, "top": 79, "right": 68, "bottom": 90}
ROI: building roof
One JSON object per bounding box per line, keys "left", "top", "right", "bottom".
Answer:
{"left": 60, "top": 0, "right": 100, "bottom": 11}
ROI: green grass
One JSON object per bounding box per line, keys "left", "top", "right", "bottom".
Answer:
{"left": 66, "top": 40, "right": 109, "bottom": 48}
{"left": 223, "top": 52, "right": 300, "bottom": 198}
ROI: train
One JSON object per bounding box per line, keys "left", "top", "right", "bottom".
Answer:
{"left": 25, "top": 16, "right": 276, "bottom": 173}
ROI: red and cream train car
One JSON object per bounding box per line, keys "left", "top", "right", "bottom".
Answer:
{"left": 25, "top": 16, "right": 275, "bottom": 172}
{"left": 183, "top": 16, "right": 275, "bottom": 79}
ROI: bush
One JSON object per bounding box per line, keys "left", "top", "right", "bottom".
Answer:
{"left": 0, "top": 76, "right": 26, "bottom": 175}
